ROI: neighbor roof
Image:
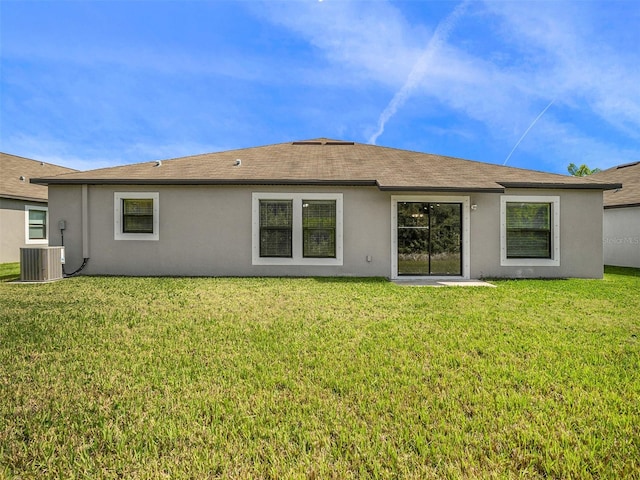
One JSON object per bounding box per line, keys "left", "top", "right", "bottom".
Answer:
{"left": 590, "top": 161, "right": 640, "bottom": 208}
{"left": 1, "top": 152, "right": 77, "bottom": 202}
{"left": 32, "top": 139, "right": 620, "bottom": 192}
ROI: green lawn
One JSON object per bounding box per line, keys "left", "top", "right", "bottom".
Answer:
{"left": 1, "top": 266, "right": 639, "bottom": 479}
{"left": 0, "top": 263, "right": 19, "bottom": 283}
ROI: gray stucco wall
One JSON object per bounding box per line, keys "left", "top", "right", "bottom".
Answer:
{"left": 47, "top": 184, "right": 606, "bottom": 278}
{"left": 49, "top": 185, "right": 392, "bottom": 277}
{"left": 468, "top": 188, "right": 605, "bottom": 279}
{"left": 603, "top": 206, "right": 640, "bottom": 268}
{"left": 48, "top": 186, "right": 84, "bottom": 271}
{"left": 0, "top": 198, "right": 48, "bottom": 263}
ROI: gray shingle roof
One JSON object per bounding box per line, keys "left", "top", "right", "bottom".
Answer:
{"left": 590, "top": 161, "right": 640, "bottom": 207}
{"left": 31, "top": 139, "right": 620, "bottom": 192}
{"left": 1, "top": 152, "right": 77, "bottom": 201}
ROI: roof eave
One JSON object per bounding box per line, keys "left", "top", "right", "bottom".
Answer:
{"left": 35, "top": 178, "right": 619, "bottom": 193}
{"left": 33, "top": 177, "right": 505, "bottom": 192}
{"left": 604, "top": 202, "right": 640, "bottom": 209}
{"left": 31, "top": 178, "right": 380, "bottom": 187}
{"left": 0, "top": 193, "right": 48, "bottom": 202}
{"left": 376, "top": 185, "right": 504, "bottom": 193}
{"left": 499, "top": 181, "right": 622, "bottom": 190}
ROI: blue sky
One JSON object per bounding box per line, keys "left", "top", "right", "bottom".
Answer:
{"left": 1, "top": 0, "right": 639, "bottom": 174}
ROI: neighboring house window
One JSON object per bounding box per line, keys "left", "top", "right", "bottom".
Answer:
{"left": 500, "top": 195, "right": 560, "bottom": 266}
{"left": 25, "top": 205, "right": 48, "bottom": 244}
{"left": 252, "top": 193, "right": 343, "bottom": 266}
{"left": 114, "top": 192, "right": 159, "bottom": 241}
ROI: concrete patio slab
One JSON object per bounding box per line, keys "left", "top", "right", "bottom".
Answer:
{"left": 392, "top": 278, "right": 496, "bottom": 287}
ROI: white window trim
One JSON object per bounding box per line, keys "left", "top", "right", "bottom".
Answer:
{"left": 252, "top": 192, "right": 343, "bottom": 266}
{"left": 114, "top": 192, "right": 159, "bottom": 241}
{"left": 500, "top": 195, "right": 560, "bottom": 267}
{"left": 25, "top": 205, "right": 48, "bottom": 244}
{"left": 391, "top": 195, "right": 471, "bottom": 280}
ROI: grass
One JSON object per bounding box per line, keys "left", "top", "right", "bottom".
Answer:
{"left": 0, "top": 263, "right": 19, "bottom": 282}
{"left": 1, "top": 265, "right": 639, "bottom": 479}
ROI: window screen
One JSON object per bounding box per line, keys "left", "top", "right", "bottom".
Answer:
{"left": 28, "top": 209, "right": 47, "bottom": 240}
{"left": 122, "top": 198, "right": 154, "bottom": 234}
{"left": 506, "top": 202, "right": 551, "bottom": 258}
{"left": 302, "top": 200, "right": 336, "bottom": 258}
{"left": 260, "top": 200, "right": 293, "bottom": 257}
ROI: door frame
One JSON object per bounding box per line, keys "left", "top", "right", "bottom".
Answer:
{"left": 391, "top": 195, "right": 471, "bottom": 280}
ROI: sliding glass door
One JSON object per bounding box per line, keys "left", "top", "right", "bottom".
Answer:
{"left": 397, "top": 202, "right": 462, "bottom": 276}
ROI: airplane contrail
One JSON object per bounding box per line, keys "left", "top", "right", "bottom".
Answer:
{"left": 368, "top": 0, "right": 470, "bottom": 145}
{"left": 503, "top": 98, "right": 556, "bottom": 166}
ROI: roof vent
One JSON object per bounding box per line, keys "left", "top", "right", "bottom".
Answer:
{"left": 154, "top": 160, "right": 162, "bottom": 167}
{"left": 292, "top": 140, "right": 354, "bottom": 146}
{"left": 19, "top": 175, "right": 26, "bottom": 182}
{"left": 234, "top": 159, "right": 242, "bottom": 167}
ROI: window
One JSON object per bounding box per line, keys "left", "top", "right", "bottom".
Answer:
{"left": 123, "top": 199, "right": 154, "bottom": 234}
{"left": 25, "top": 205, "right": 48, "bottom": 244}
{"left": 259, "top": 200, "right": 293, "bottom": 257}
{"left": 114, "top": 192, "right": 159, "bottom": 241}
{"left": 252, "top": 193, "right": 343, "bottom": 265}
{"left": 500, "top": 195, "right": 560, "bottom": 266}
{"left": 302, "top": 200, "right": 336, "bottom": 258}
{"left": 506, "top": 202, "right": 550, "bottom": 258}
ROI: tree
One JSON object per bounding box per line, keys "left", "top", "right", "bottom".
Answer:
{"left": 567, "top": 163, "right": 601, "bottom": 176}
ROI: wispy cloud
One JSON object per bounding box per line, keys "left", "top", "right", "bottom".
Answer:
{"left": 482, "top": 0, "right": 640, "bottom": 135}
{"left": 2, "top": 0, "right": 638, "bottom": 172}
{"left": 254, "top": 0, "right": 428, "bottom": 88}
{"left": 514, "top": 117, "right": 640, "bottom": 173}
{"left": 2, "top": 132, "right": 230, "bottom": 171}
{"left": 3, "top": 133, "right": 118, "bottom": 171}
{"left": 260, "top": 0, "right": 640, "bottom": 169}
{"left": 503, "top": 98, "right": 555, "bottom": 166}
{"left": 368, "top": 0, "right": 471, "bottom": 145}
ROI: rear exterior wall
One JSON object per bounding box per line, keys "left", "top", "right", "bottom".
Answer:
{"left": 47, "top": 185, "right": 606, "bottom": 278}
{"left": 468, "top": 188, "right": 605, "bottom": 279}
{"left": 48, "top": 185, "right": 392, "bottom": 277}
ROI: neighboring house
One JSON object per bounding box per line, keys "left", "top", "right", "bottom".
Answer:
{"left": 590, "top": 161, "right": 640, "bottom": 268}
{"left": 0, "top": 153, "right": 77, "bottom": 263}
{"left": 32, "top": 139, "right": 620, "bottom": 279}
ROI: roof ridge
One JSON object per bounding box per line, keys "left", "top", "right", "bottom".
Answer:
{"left": 616, "top": 161, "right": 640, "bottom": 170}
{"left": 28, "top": 139, "right": 621, "bottom": 192}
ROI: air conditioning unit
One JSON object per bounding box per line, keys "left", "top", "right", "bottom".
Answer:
{"left": 20, "top": 246, "right": 65, "bottom": 282}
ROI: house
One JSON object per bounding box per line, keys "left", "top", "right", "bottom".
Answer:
{"left": 0, "top": 153, "right": 77, "bottom": 263}
{"left": 590, "top": 161, "right": 640, "bottom": 268}
{"left": 32, "top": 139, "right": 621, "bottom": 279}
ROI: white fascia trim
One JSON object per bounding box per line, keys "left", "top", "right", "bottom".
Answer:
{"left": 114, "top": 192, "right": 160, "bottom": 241}
{"left": 252, "top": 192, "right": 343, "bottom": 266}
{"left": 500, "top": 195, "right": 560, "bottom": 267}
{"left": 391, "top": 195, "right": 471, "bottom": 280}
{"left": 25, "top": 205, "right": 48, "bottom": 244}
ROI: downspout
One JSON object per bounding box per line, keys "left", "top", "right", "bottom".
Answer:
{"left": 82, "top": 184, "right": 89, "bottom": 259}
{"left": 62, "top": 184, "right": 89, "bottom": 277}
